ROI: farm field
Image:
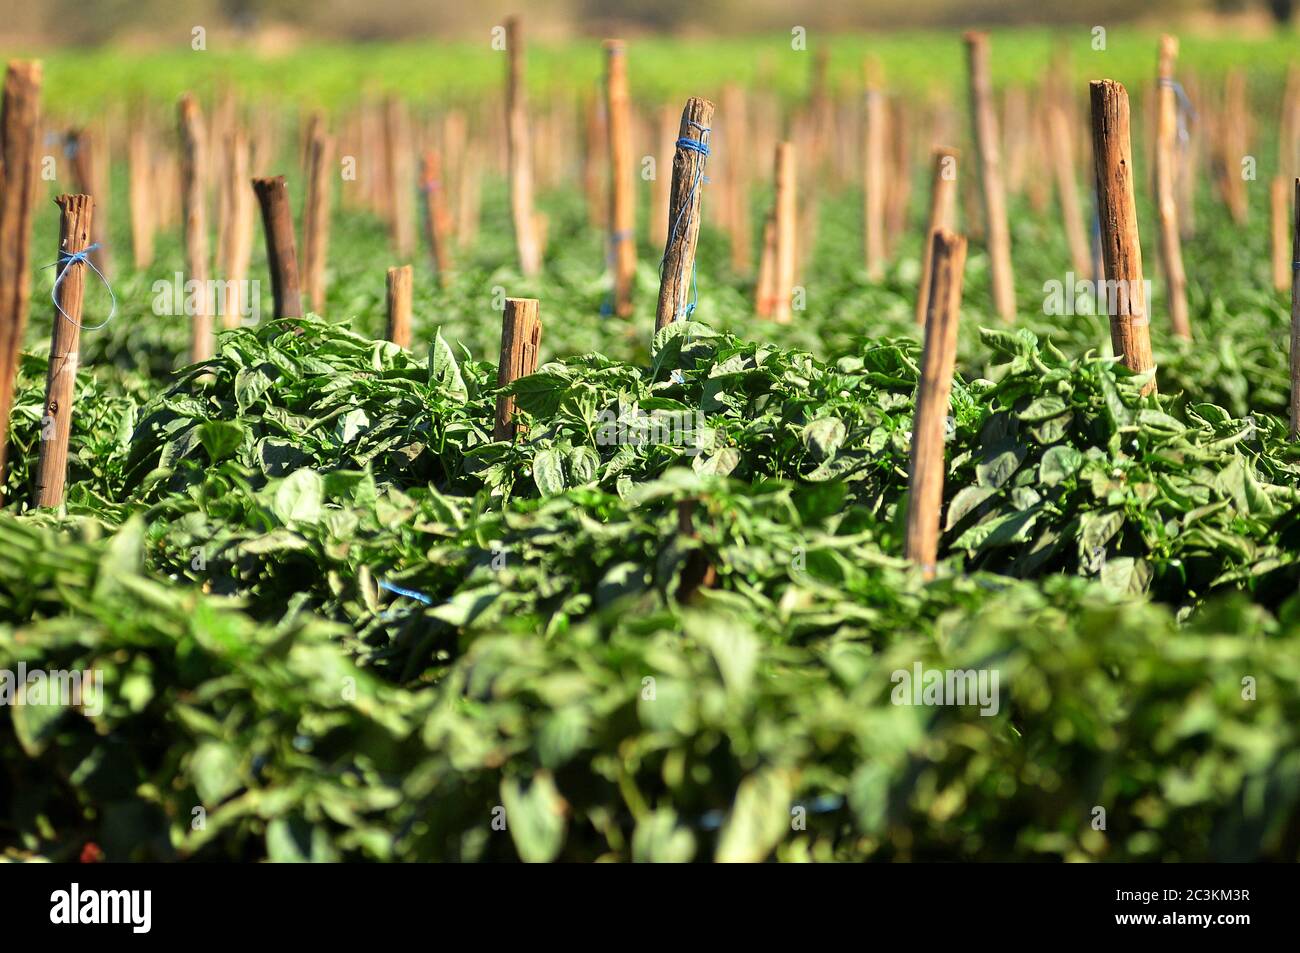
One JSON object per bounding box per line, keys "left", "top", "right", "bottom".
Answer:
{"left": 2, "top": 21, "right": 1300, "bottom": 866}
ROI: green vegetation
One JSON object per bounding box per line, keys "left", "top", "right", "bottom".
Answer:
{"left": 3, "top": 33, "right": 1300, "bottom": 862}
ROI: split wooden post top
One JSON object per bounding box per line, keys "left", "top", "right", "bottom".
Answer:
{"left": 655, "top": 96, "right": 715, "bottom": 334}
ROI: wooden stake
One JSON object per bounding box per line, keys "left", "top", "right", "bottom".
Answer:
{"left": 754, "top": 212, "right": 776, "bottom": 318}
{"left": 1047, "top": 104, "right": 1093, "bottom": 279}
{"left": 885, "top": 97, "right": 912, "bottom": 257}
{"left": 1090, "top": 79, "right": 1156, "bottom": 394}
{"left": 605, "top": 41, "right": 636, "bottom": 317}
{"left": 0, "top": 60, "right": 42, "bottom": 494}
{"left": 127, "top": 118, "right": 154, "bottom": 269}
{"left": 385, "top": 98, "right": 416, "bottom": 259}
{"left": 721, "top": 84, "right": 750, "bottom": 273}
{"left": 219, "top": 129, "right": 253, "bottom": 329}
{"left": 1154, "top": 36, "right": 1191, "bottom": 340}
{"left": 963, "top": 32, "right": 1015, "bottom": 319}
{"left": 1290, "top": 178, "right": 1300, "bottom": 438}
{"left": 252, "top": 176, "right": 303, "bottom": 319}
{"left": 863, "top": 81, "right": 887, "bottom": 280}
{"left": 1274, "top": 177, "right": 1291, "bottom": 293}
{"left": 34, "top": 194, "right": 93, "bottom": 508}
{"left": 583, "top": 93, "right": 606, "bottom": 229}
{"left": 302, "top": 116, "right": 334, "bottom": 313}
{"left": 420, "top": 148, "right": 454, "bottom": 288}
{"left": 386, "top": 264, "right": 412, "bottom": 348}
{"left": 65, "top": 129, "right": 109, "bottom": 277}
{"left": 457, "top": 142, "right": 482, "bottom": 250}
{"left": 904, "top": 228, "right": 967, "bottom": 580}
{"left": 178, "top": 93, "right": 212, "bottom": 362}
{"left": 771, "top": 141, "right": 797, "bottom": 323}
{"left": 1221, "top": 70, "right": 1249, "bottom": 226}
{"left": 655, "top": 97, "right": 715, "bottom": 333}
{"left": 494, "top": 297, "right": 541, "bottom": 442}
{"left": 505, "top": 17, "right": 541, "bottom": 276}
{"left": 917, "top": 147, "right": 958, "bottom": 325}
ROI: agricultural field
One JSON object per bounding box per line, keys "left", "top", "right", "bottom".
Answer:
{"left": 2, "top": 18, "right": 1300, "bottom": 869}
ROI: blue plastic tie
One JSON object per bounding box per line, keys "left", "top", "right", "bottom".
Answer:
{"left": 47, "top": 243, "right": 116, "bottom": 331}
{"left": 378, "top": 579, "right": 434, "bottom": 606}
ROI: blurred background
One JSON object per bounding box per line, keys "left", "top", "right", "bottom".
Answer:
{"left": 0, "top": 0, "right": 1296, "bottom": 48}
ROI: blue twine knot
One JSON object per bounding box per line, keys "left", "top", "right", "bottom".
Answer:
{"left": 47, "top": 242, "right": 116, "bottom": 331}
{"left": 659, "top": 120, "right": 712, "bottom": 323}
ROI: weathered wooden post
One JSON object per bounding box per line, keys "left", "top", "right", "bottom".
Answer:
{"left": 1047, "top": 104, "right": 1093, "bottom": 279}
{"left": 863, "top": 70, "right": 887, "bottom": 281}
{"left": 904, "top": 228, "right": 967, "bottom": 580}
{"left": 386, "top": 264, "right": 412, "bottom": 348}
{"left": 771, "top": 142, "right": 797, "bottom": 323}
{"left": 721, "top": 84, "right": 750, "bottom": 273}
{"left": 252, "top": 176, "right": 303, "bottom": 319}
{"left": 917, "top": 147, "right": 958, "bottom": 326}
{"left": 420, "top": 149, "right": 454, "bottom": 288}
{"left": 1154, "top": 35, "right": 1191, "bottom": 340}
{"left": 604, "top": 40, "right": 636, "bottom": 317}
{"left": 219, "top": 130, "right": 253, "bottom": 329}
{"left": 0, "top": 60, "right": 42, "bottom": 496}
{"left": 35, "top": 194, "right": 94, "bottom": 508}
{"left": 127, "top": 115, "right": 154, "bottom": 269}
{"left": 495, "top": 297, "right": 542, "bottom": 441}
{"left": 655, "top": 97, "right": 715, "bottom": 333}
{"left": 505, "top": 17, "right": 541, "bottom": 276}
{"left": 179, "top": 93, "right": 212, "bottom": 362}
{"left": 385, "top": 97, "right": 415, "bottom": 259}
{"left": 302, "top": 115, "right": 334, "bottom": 314}
{"left": 66, "top": 128, "right": 109, "bottom": 276}
{"left": 1290, "top": 178, "right": 1300, "bottom": 438}
{"left": 1091, "top": 79, "right": 1156, "bottom": 395}
{"left": 964, "top": 32, "right": 1015, "bottom": 320}
{"left": 1273, "top": 177, "right": 1290, "bottom": 293}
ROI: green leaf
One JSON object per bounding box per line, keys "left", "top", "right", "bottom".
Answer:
{"left": 429, "top": 329, "right": 468, "bottom": 400}
{"left": 501, "top": 771, "right": 567, "bottom": 863}
{"left": 271, "top": 468, "right": 325, "bottom": 524}
{"left": 190, "top": 741, "right": 242, "bottom": 805}
{"left": 196, "top": 420, "right": 245, "bottom": 463}
{"left": 1039, "top": 444, "right": 1083, "bottom": 486}
{"left": 716, "top": 768, "right": 793, "bottom": 863}
{"left": 803, "top": 417, "right": 846, "bottom": 461}
{"left": 533, "top": 448, "right": 566, "bottom": 495}
{"left": 632, "top": 809, "right": 696, "bottom": 863}
{"left": 234, "top": 363, "right": 275, "bottom": 412}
